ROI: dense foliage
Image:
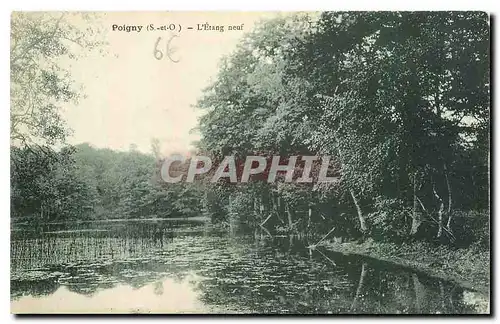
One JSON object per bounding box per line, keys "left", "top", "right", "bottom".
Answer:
{"left": 195, "top": 12, "right": 490, "bottom": 245}
{"left": 11, "top": 143, "right": 203, "bottom": 221}
{"left": 11, "top": 12, "right": 106, "bottom": 148}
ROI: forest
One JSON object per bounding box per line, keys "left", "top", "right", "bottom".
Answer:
{"left": 11, "top": 12, "right": 490, "bottom": 249}
{"left": 11, "top": 143, "right": 203, "bottom": 221}
{"left": 194, "top": 11, "right": 490, "bottom": 248}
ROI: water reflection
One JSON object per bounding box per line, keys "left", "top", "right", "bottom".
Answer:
{"left": 10, "top": 221, "right": 489, "bottom": 314}
{"left": 12, "top": 274, "right": 213, "bottom": 314}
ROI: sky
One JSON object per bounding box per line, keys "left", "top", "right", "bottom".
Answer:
{"left": 61, "top": 12, "right": 280, "bottom": 155}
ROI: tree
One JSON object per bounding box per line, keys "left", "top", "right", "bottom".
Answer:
{"left": 10, "top": 12, "right": 106, "bottom": 148}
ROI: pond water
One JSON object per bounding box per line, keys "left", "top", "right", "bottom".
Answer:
{"left": 10, "top": 220, "right": 489, "bottom": 314}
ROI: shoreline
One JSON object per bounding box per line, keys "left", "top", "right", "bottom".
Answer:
{"left": 321, "top": 240, "right": 490, "bottom": 296}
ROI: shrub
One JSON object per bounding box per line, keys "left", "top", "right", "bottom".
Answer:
{"left": 451, "top": 209, "right": 490, "bottom": 250}
{"left": 368, "top": 197, "right": 412, "bottom": 242}
{"left": 227, "top": 192, "right": 256, "bottom": 226}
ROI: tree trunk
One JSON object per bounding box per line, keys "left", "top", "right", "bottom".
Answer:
{"left": 259, "top": 194, "right": 265, "bottom": 214}
{"left": 444, "top": 163, "right": 453, "bottom": 233}
{"left": 285, "top": 203, "right": 294, "bottom": 231}
{"left": 350, "top": 189, "right": 367, "bottom": 233}
{"left": 433, "top": 184, "right": 445, "bottom": 238}
{"left": 270, "top": 191, "right": 276, "bottom": 213}
{"left": 307, "top": 205, "right": 312, "bottom": 230}
{"left": 260, "top": 213, "right": 273, "bottom": 227}
{"left": 350, "top": 262, "right": 367, "bottom": 311}
{"left": 253, "top": 197, "right": 260, "bottom": 222}
{"left": 334, "top": 139, "right": 367, "bottom": 233}
{"left": 410, "top": 172, "right": 421, "bottom": 235}
{"left": 269, "top": 191, "right": 282, "bottom": 224}
{"left": 277, "top": 195, "right": 283, "bottom": 214}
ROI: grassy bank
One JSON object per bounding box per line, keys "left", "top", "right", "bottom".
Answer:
{"left": 322, "top": 239, "right": 490, "bottom": 295}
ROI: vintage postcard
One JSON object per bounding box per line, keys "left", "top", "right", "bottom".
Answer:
{"left": 10, "top": 11, "right": 490, "bottom": 314}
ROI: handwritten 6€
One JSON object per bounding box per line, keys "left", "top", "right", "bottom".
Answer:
{"left": 154, "top": 35, "right": 180, "bottom": 63}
